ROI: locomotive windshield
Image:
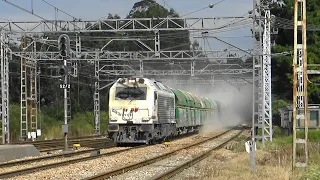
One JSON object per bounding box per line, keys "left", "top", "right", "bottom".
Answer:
{"left": 115, "top": 87, "right": 147, "bottom": 100}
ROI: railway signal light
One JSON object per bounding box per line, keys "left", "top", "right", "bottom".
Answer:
{"left": 58, "top": 65, "right": 67, "bottom": 76}
{"left": 58, "top": 34, "right": 70, "bottom": 58}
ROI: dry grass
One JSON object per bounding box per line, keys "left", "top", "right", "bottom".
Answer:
{"left": 171, "top": 130, "right": 306, "bottom": 180}
{"left": 172, "top": 149, "right": 303, "bottom": 180}
{"left": 171, "top": 129, "right": 320, "bottom": 180}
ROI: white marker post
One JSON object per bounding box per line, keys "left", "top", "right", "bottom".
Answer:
{"left": 245, "top": 140, "right": 257, "bottom": 172}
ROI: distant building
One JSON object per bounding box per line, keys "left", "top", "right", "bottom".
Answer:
{"left": 278, "top": 104, "right": 320, "bottom": 135}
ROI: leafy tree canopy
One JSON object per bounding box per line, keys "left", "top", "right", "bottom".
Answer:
{"left": 270, "top": 0, "right": 320, "bottom": 104}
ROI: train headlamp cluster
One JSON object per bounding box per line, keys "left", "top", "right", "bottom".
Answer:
{"left": 128, "top": 79, "right": 136, "bottom": 83}
{"left": 127, "top": 78, "right": 145, "bottom": 84}
{"left": 142, "top": 117, "right": 150, "bottom": 121}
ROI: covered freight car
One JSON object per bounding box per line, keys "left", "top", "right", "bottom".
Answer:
{"left": 171, "top": 89, "right": 221, "bottom": 134}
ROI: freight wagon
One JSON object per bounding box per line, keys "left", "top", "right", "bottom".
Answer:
{"left": 107, "top": 77, "right": 223, "bottom": 145}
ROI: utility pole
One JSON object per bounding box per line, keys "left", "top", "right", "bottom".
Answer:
{"left": 293, "top": 0, "right": 308, "bottom": 169}
{"left": 58, "top": 34, "right": 71, "bottom": 152}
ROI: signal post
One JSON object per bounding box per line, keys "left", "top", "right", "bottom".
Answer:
{"left": 58, "top": 34, "right": 71, "bottom": 152}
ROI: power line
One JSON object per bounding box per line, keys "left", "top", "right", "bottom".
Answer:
{"left": 1, "top": 0, "right": 47, "bottom": 21}
{"left": 41, "top": 0, "right": 79, "bottom": 20}
{"left": 180, "top": 0, "right": 229, "bottom": 17}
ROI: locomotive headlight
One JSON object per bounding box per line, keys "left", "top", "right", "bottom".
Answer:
{"left": 118, "top": 78, "right": 126, "bottom": 84}
{"left": 138, "top": 78, "right": 145, "bottom": 84}
{"left": 110, "top": 118, "right": 117, "bottom": 122}
{"left": 128, "top": 79, "right": 136, "bottom": 83}
{"left": 142, "top": 117, "right": 150, "bottom": 121}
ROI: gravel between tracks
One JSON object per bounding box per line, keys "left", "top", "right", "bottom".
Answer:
{"left": 170, "top": 130, "right": 250, "bottom": 180}
{"left": 7, "top": 131, "right": 224, "bottom": 180}
{"left": 107, "top": 130, "right": 241, "bottom": 180}
{"left": 0, "top": 147, "right": 130, "bottom": 174}
{"left": 1, "top": 147, "right": 94, "bottom": 163}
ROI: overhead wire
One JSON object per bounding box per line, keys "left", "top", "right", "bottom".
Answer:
{"left": 1, "top": 0, "right": 48, "bottom": 21}
{"left": 180, "top": 0, "right": 228, "bottom": 18}
{"left": 1, "top": 0, "right": 84, "bottom": 34}
{"left": 40, "top": 0, "right": 80, "bottom": 20}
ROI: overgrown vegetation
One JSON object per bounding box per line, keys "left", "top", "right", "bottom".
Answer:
{"left": 9, "top": 104, "right": 109, "bottom": 141}
{"left": 229, "top": 127, "right": 320, "bottom": 179}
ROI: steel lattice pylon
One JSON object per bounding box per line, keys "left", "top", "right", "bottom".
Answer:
{"left": 20, "top": 37, "right": 38, "bottom": 141}
{"left": 20, "top": 37, "right": 28, "bottom": 140}
{"left": 252, "top": 0, "right": 263, "bottom": 143}
{"left": 251, "top": 0, "right": 273, "bottom": 146}
{"left": 94, "top": 52, "right": 100, "bottom": 135}
{"left": 0, "top": 32, "right": 10, "bottom": 144}
{"left": 292, "top": 0, "right": 308, "bottom": 169}
{"left": 262, "top": 9, "right": 272, "bottom": 142}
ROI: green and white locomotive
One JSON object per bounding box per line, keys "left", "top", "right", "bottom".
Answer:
{"left": 108, "top": 77, "right": 223, "bottom": 145}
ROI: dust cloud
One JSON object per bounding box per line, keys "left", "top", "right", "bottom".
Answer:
{"left": 169, "top": 82, "right": 253, "bottom": 133}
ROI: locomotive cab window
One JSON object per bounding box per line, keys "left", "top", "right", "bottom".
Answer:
{"left": 115, "top": 87, "right": 147, "bottom": 100}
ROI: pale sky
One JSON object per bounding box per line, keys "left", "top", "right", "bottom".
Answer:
{"left": 0, "top": 0, "right": 254, "bottom": 50}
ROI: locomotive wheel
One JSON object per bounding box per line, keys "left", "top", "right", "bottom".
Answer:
{"left": 148, "top": 139, "right": 155, "bottom": 145}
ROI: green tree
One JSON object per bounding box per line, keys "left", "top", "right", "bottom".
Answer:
{"left": 270, "top": 0, "right": 320, "bottom": 103}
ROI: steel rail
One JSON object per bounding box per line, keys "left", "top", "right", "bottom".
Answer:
{"left": 13, "top": 134, "right": 109, "bottom": 145}
{"left": 38, "top": 140, "right": 115, "bottom": 153}
{"left": 0, "top": 143, "right": 115, "bottom": 168}
{"left": 83, "top": 130, "right": 232, "bottom": 180}
{"left": 0, "top": 130, "right": 200, "bottom": 171}
{"left": 35, "top": 139, "right": 112, "bottom": 151}
{"left": 0, "top": 145, "right": 147, "bottom": 179}
{"left": 151, "top": 130, "right": 244, "bottom": 180}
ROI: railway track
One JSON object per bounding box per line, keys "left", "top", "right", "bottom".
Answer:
{"left": 0, "top": 131, "right": 201, "bottom": 178}
{"left": 0, "top": 142, "right": 116, "bottom": 169}
{"left": 13, "top": 134, "right": 108, "bottom": 145}
{"left": 0, "top": 145, "right": 147, "bottom": 179}
{"left": 83, "top": 129, "right": 243, "bottom": 180}
{"left": 37, "top": 138, "right": 113, "bottom": 153}
{"left": 13, "top": 135, "right": 113, "bottom": 153}
{"left": 152, "top": 130, "right": 243, "bottom": 180}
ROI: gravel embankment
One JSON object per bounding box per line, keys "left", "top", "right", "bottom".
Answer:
{"left": 106, "top": 130, "right": 241, "bottom": 180}
{"left": 7, "top": 131, "right": 224, "bottom": 180}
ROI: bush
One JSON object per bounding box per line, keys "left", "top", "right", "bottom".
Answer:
{"left": 297, "top": 130, "right": 320, "bottom": 142}
{"left": 6, "top": 104, "right": 109, "bottom": 142}
{"left": 9, "top": 104, "right": 21, "bottom": 142}
{"left": 69, "top": 112, "right": 94, "bottom": 137}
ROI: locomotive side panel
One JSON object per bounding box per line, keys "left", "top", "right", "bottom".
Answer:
{"left": 157, "top": 94, "right": 175, "bottom": 124}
